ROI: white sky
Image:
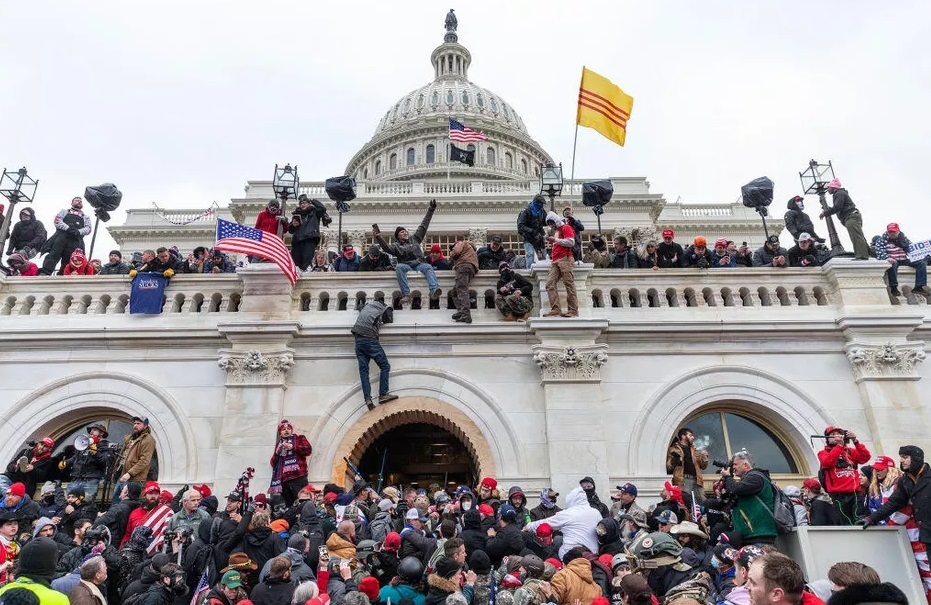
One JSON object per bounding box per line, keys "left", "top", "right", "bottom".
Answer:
{"left": 2, "top": 1, "right": 929, "bottom": 257}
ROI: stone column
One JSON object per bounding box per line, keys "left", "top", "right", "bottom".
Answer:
{"left": 213, "top": 264, "right": 299, "bottom": 494}
{"left": 530, "top": 318, "right": 610, "bottom": 497}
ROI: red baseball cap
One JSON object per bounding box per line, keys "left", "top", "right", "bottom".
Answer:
{"left": 323, "top": 492, "right": 337, "bottom": 504}
{"left": 143, "top": 481, "right": 161, "bottom": 495}
{"left": 802, "top": 478, "right": 822, "bottom": 491}
{"left": 382, "top": 532, "right": 401, "bottom": 551}
{"left": 193, "top": 484, "right": 212, "bottom": 499}
{"left": 887, "top": 223, "right": 900, "bottom": 232}
{"left": 40, "top": 437, "right": 55, "bottom": 449}
{"left": 536, "top": 522, "right": 553, "bottom": 537}
{"left": 6, "top": 483, "right": 25, "bottom": 497}
{"left": 872, "top": 456, "right": 896, "bottom": 470}
{"left": 545, "top": 557, "right": 563, "bottom": 570}
{"left": 478, "top": 504, "right": 494, "bottom": 517}
{"left": 662, "top": 229, "right": 675, "bottom": 239}
{"left": 480, "top": 477, "right": 497, "bottom": 490}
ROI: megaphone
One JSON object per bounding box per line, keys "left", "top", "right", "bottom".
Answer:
{"left": 73, "top": 435, "right": 91, "bottom": 451}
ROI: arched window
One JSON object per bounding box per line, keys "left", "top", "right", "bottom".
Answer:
{"left": 426, "top": 145, "right": 435, "bottom": 164}
{"left": 375, "top": 160, "right": 382, "bottom": 175}
{"left": 675, "top": 410, "right": 799, "bottom": 474}
{"left": 521, "top": 159, "right": 528, "bottom": 174}
{"left": 406, "top": 148, "right": 415, "bottom": 166}
{"left": 486, "top": 147, "right": 496, "bottom": 166}
{"left": 389, "top": 153, "right": 397, "bottom": 170}
{"left": 363, "top": 168, "right": 369, "bottom": 180}
{"left": 505, "top": 152, "right": 513, "bottom": 170}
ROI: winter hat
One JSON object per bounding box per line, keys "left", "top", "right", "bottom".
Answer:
{"left": 591, "top": 598, "right": 610, "bottom": 605}
{"left": 429, "top": 244, "right": 442, "bottom": 254}
{"left": 40, "top": 481, "right": 56, "bottom": 496}
{"left": 17, "top": 537, "right": 59, "bottom": 583}
{"left": 531, "top": 194, "right": 546, "bottom": 205}
{"left": 713, "top": 543, "right": 737, "bottom": 567}
{"left": 70, "top": 249, "right": 86, "bottom": 262}
{"left": 536, "top": 523, "right": 553, "bottom": 538}
{"left": 270, "top": 519, "right": 290, "bottom": 533}
{"left": 521, "top": 554, "right": 545, "bottom": 579}
{"left": 434, "top": 556, "right": 461, "bottom": 579}
{"left": 368, "top": 245, "right": 381, "bottom": 256}
{"left": 468, "top": 549, "right": 491, "bottom": 575}
{"left": 480, "top": 477, "right": 497, "bottom": 490}
{"left": 359, "top": 576, "right": 380, "bottom": 601}
{"left": 498, "top": 261, "right": 512, "bottom": 274}
{"left": 378, "top": 498, "right": 395, "bottom": 512}
{"left": 160, "top": 490, "right": 174, "bottom": 505}
{"left": 277, "top": 420, "right": 293, "bottom": 434}
{"left": 382, "top": 532, "right": 401, "bottom": 552}
{"left": 143, "top": 481, "right": 161, "bottom": 495}
{"left": 129, "top": 525, "right": 154, "bottom": 549}
{"left": 126, "top": 482, "right": 143, "bottom": 500}
{"left": 860, "top": 465, "right": 874, "bottom": 484}
{"left": 478, "top": 504, "right": 494, "bottom": 517}
{"left": 32, "top": 517, "right": 54, "bottom": 538}
{"left": 499, "top": 503, "right": 517, "bottom": 521}
{"left": 7, "top": 252, "right": 27, "bottom": 266}
{"left": 900, "top": 445, "right": 925, "bottom": 469}
{"left": 662, "top": 229, "right": 675, "bottom": 239}
{"left": 6, "top": 483, "right": 25, "bottom": 497}
{"left": 201, "top": 495, "right": 219, "bottom": 515}
{"left": 826, "top": 178, "right": 842, "bottom": 190}
{"left": 253, "top": 493, "right": 268, "bottom": 505}
{"left": 873, "top": 455, "right": 896, "bottom": 470}
{"left": 394, "top": 226, "right": 407, "bottom": 239}
{"left": 714, "top": 238, "right": 728, "bottom": 249}
{"left": 694, "top": 236, "right": 707, "bottom": 247}
{"left": 544, "top": 557, "right": 563, "bottom": 571}
{"left": 539, "top": 488, "right": 558, "bottom": 509}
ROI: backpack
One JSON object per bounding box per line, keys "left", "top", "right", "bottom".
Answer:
{"left": 122, "top": 590, "right": 147, "bottom": 605}
{"left": 369, "top": 514, "right": 392, "bottom": 544}
{"left": 755, "top": 477, "right": 797, "bottom": 535}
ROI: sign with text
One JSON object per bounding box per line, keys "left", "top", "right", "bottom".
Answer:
{"left": 907, "top": 238, "right": 931, "bottom": 263}
{"left": 130, "top": 273, "right": 169, "bottom": 314}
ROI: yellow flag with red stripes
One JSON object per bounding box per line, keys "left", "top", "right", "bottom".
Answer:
{"left": 576, "top": 67, "right": 634, "bottom": 146}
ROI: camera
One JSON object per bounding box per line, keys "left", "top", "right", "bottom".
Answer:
{"left": 164, "top": 527, "right": 193, "bottom": 544}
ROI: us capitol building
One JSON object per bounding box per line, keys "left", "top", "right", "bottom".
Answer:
{"left": 1, "top": 13, "right": 929, "bottom": 516}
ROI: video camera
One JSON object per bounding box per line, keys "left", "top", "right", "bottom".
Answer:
{"left": 164, "top": 526, "right": 194, "bottom": 545}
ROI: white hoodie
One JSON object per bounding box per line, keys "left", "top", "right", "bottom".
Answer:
{"left": 525, "top": 486, "right": 601, "bottom": 558}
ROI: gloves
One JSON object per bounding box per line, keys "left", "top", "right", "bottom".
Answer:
{"left": 129, "top": 269, "right": 138, "bottom": 278}
{"left": 58, "top": 460, "right": 68, "bottom": 471}
{"left": 855, "top": 518, "right": 872, "bottom": 529}
{"left": 429, "top": 198, "right": 437, "bottom": 210}
{"left": 322, "top": 214, "right": 332, "bottom": 227}
{"left": 163, "top": 269, "right": 175, "bottom": 278}
{"left": 89, "top": 444, "right": 97, "bottom": 454}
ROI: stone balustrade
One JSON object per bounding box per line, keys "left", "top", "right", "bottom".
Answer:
{"left": 0, "top": 259, "right": 923, "bottom": 320}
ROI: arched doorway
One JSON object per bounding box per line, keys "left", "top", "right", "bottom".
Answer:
{"left": 357, "top": 423, "right": 478, "bottom": 490}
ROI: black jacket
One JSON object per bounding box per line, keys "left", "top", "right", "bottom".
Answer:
{"left": 95, "top": 497, "right": 141, "bottom": 544}
{"left": 7, "top": 208, "right": 47, "bottom": 254}
{"left": 399, "top": 526, "right": 437, "bottom": 565}
{"left": 484, "top": 522, "right": 524, "bottom": 565}
{"left": 656, "top": 242, "right": 685, "bottom": 268}
{"left": 122, "top": 563, "right": 161, "bottom": 602}
{"left": 787, "top": 244, "right": 821, "bottom": 267}
{"left": 249, "top": 576, "right": 296, "bottom": 605}
{"left": 784, "top": 198, "right": 822, "bottom": 242}
{"left": 826, "top": 581, "right": 908, "bottom": 605}
{"left": 67, "top": 446, "right": 111, "bottom": 481}
{"left": 288, "top": 200, "right": 329, "bottom": 242}
{"left": 359, "top": 252, "right": 393, "bottom": 272}
{"left": 374, "top": 207, "right": 435, "bottom": 265}
{"left": 809, "top": 497, "right": 841, "bottom": 526}
{"left": 460, "top": 509, "right": 488, "bottom": 559}
{"left": 496, "top": 272, "right": 533, "bottom": 298}
{"left": 516, "top": 205, "right": 546, "bottom": 247}
{"left": 870, "top": 463, "right": 931, "bottom": 541}
{"left": 682, "top": 245, "right": 712, "bottom": 268}
{"left": 140, "top": 583, "right": 174, "bottom": 605}
{"left": 823, "top": 188, "right": 858, "bottom": 225}
{"left": 609, "top": 248, "right": 638, "bottom": 269}
{"left": 477, "top": 245, "right": 508, "bottom": 271}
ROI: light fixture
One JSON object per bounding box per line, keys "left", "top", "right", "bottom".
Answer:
{"left": 540, "top": 162, "right": 564, "bottom": 211}
{"left": 799, "top": 159, "right": 844, "bottom": 254}
{"left": 272, "top": 163, "right": 299, "bottom": 201}
{"left": 0, "top": 167, "right": 39, "bottom": 257}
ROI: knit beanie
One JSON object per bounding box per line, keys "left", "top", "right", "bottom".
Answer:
{"left": 900, "top": 445, "right": 925, "bottom": 470}
{"left": 17, "top": 537, "right": 59, "bottom": 584}
{"left": 126, "top": 481, "right": 143, "bottom": 500}
{"left": 358, "top": 576, "right": 380, "bottom": 601}
{"left": 468, "top": 550, "right": 491, "bottom": 575}
{"left": 434, "top": 556, "right": 461, "bottom": 579}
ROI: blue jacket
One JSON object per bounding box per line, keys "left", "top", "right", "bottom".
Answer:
{"left": 378, "top": 582, "right": 426, "bottom": 605}
{"left": 332, "top": 254, "right": 361, "bottom": 272}
{"left": 711, "top": 251, "right": 737, "bottom": 267}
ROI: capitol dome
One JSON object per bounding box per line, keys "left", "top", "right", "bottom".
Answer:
{"left": 345, "top": 12, "right": 553, "bottom": 182}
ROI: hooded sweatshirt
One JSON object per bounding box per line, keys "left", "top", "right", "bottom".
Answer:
{"left": 7, "top": 207, "right": 47, "bottom": 255}
{"left": 525, "top": 488, "right": 601, "bottom": 558}
{"left": 784, "top": 197, "right": 820, "bottom": 242}
{"left": 62, "top": 249, "right": 95, "bottom": 275}
{"left": 545, "top": 212, "right": 576, "bottom": 262}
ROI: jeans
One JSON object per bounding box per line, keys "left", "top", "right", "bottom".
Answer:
{"left": 523, "top": 242, "right": 544, "bottom": 270}
{"left": 68, "top": 479, "right": 101, "bottom": 502}
{"left": 111, "top": 480, "right": 126, "bottom": 503}
{"left": 680, "top": 476, "right": 705, "bottom": 505}
{"left": 355, "top": 337, "right": 391, "bottom": 401}
{"left": 886, "top": 259, "right": 927, "bottom": 289}
{"left": 395, "top": 263, "right": 438, "bottom": 295}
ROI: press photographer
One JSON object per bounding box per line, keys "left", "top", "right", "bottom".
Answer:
{"left": 816, "top": 426, "right": 871, "bottom": 524}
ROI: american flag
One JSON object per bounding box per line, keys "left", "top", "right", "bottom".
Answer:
{"left": 691, "top": 490, "right": 702, "bottom": 524}
{"left": 143, "top": 504, "right": 174, "bottom": 555}
{"left": 215, "top": 218, "right": 299, "bottom": 284}
{"left": 190, "top": 569, "right": 210, "bottom": 605}
{"left": 449, "top": 118, "right": 487, "bottom": 143}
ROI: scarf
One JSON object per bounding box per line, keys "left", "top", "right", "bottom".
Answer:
{"left": 528, "top": 201, "right": 544, "bottom": 217}
{"left": 31, "top": 447, "right": 51, "bottom": 465}
{"left": 269, "top": 435, "right": 297, "bottom": 495}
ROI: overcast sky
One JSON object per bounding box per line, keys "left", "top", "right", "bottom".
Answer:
{"left": 2, "top": 1, "right": 929, "bottom": 256}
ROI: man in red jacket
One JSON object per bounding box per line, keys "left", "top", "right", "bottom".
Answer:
{"left": 269, "top": 420, "right": 313, "bottom": 506}
{"left": 816, "top": 426, "right": 870, "bottom": 525}
{"left": 255, "top": 199, "right": 289, "bottom": 239}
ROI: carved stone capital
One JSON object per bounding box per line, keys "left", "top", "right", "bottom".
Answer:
{"left": 468, "top": 228, "right": 488, "bottom": 247}
{"left": 846, "top": 343, "right": 926, "bottom": 382}
{"left": 218, "top": 348, "right": 294, "bottom": 385}
{"left": 532, "top": 345, "right": 608, "bottom": 383}
{"left": 346, "top": 229, "right": 368, "bottom": 249}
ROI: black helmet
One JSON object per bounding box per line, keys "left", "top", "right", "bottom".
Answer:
{"left": 398, "top": 555, "right": 425, "bottom": 583}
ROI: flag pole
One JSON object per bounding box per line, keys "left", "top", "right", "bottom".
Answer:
{"left": 568, "top": 123, "right": 580, "bottom": 210}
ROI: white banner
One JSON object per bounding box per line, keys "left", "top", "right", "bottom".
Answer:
{"left": 907, "top": 238, "right": 931, "bottom": 263}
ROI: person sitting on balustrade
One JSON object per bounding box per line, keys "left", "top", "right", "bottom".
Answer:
{"left": 372, "top": 199, "right": 442, "bottom": 306}
{"left": 875, "top": 222, "right": 927, "bottom": 296}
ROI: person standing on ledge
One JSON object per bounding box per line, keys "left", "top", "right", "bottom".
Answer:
{"left": 352, "top": 299, "right": 400, "bottom": 410}
{"left": 373, "top": 199, "right": 442, "bottom": 306}
{"left": 820, "top": 178, "right": 869, "bottom": 260}
{"left": 542, "top": 211, "right": 578, "bottom": 317}
{"left": 269, "top": 420, "right": 313, "bottom": 506}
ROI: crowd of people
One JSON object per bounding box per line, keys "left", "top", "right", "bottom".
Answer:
{"left": 0, "top": 417, "right": 926, "bottom": 605}
{"left": 3, "top": 180, "right": 925, "bottom": 302}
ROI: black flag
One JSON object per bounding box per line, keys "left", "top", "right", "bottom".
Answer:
{"left": 449, "top": 143, "right": 475, "bottom": 167}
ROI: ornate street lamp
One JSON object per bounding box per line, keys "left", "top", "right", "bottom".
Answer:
{"left": 540, "top": 162, "right": 564, "bottom": 211}
{"left": 0, "top": 167, "right": 39, "bottom": 258}
{"left": 799, "top": 159, "right": 845, "bottom": 255}
{"left": 272, "top": 163, "right": 299, "bottom": 202}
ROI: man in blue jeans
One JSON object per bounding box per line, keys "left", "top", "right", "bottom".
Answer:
{"left": 352, "top": 300, "right": 400, "bottom": 410}
{"left": 875, "top": 222, "right": 928, "bottom": 296}
{"left": 373, "top": 199, "right": 442, "bottom": 306}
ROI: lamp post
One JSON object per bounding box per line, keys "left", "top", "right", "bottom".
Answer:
{"left": 272, "top": 163, "right": 298, "bottom": 239}
{"left": 799, "top": 159, "right": 845, "bottom": 255}
{"left": 0, "top": 167, "right": 39, "bottom": 259}
{"left": 540, "top": 162, "right": 564, "bottom": 211}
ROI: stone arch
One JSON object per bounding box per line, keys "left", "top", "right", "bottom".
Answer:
{"left": 306, "top": 368, "right": 525, "bottom": 482}
{"left": 328, "top": 400, "right": 493, "bottom": 485}
{"left": 0, "top": 372, "right": 198, "bottom": 484}
{"left": 628, "top": 366, "right": 832, "bottom": 477}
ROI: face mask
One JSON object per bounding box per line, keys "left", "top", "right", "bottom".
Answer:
{"left": 462, "top": 501, "right": 472, "bottom": 511}
{"left": 710, "top": 557, "right": 721, "bottom": 570}
{"left": 797, "top": 202, "right": 804, "bottom": 211}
